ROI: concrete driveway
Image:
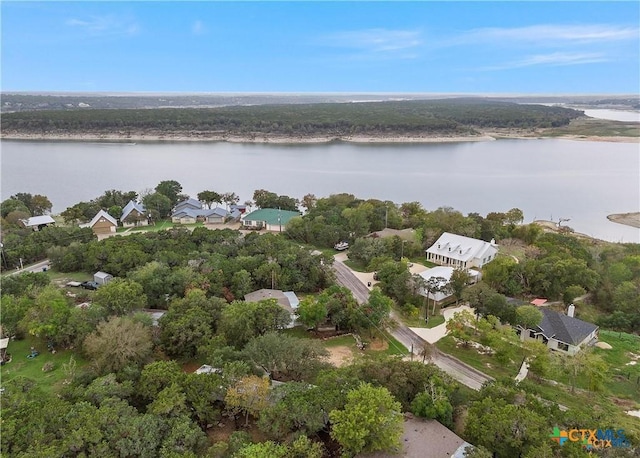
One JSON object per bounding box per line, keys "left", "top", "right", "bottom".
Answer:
{"left": 409, "top": 305, "right": 473, "bottom": 344}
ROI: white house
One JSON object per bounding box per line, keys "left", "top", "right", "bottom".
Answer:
{"left": 20, "top": 215, "right": 56, "bottom": 231}
{"left": 517, "top": 307, "right": 599, "bottom": 356}
{"left": 417, "top": 266, "right": 455, "bottom": 303}
{"left": 425, "top": 232, "right": 498, "bottom": 269}
{"left": 244, "top": 289, "right": 300, "bottom": 328}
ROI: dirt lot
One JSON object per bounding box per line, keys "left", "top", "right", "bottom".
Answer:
{"left": 325, "top": 346, "right": 355, "bottom": 367}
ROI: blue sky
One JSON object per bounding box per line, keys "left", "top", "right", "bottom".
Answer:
{"left": 2, "top": 1, "right": 639, "bottom": 94}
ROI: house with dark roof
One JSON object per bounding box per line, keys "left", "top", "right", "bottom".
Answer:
{"left": 426, "top": 232, "right": 498, "bottom": 269}
{"left": 241, "top": 208, "right": 301, "bottom": 232}
{"left": 517, "top": 307, "right": 598, "bottom": 356}
{"left": 121, "top": 200, "right": 148, "bottom": 227}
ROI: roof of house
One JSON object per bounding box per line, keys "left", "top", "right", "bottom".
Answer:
{"left": 242, "top": 208, "right": 301, "bottom": 226}
{"left": 174, "top": 198, "right": 202, "bottom": 211}
{"left": 418, "top": 266, "right": 454, "bottom": 302}
{"left": 361, "top": 417, "right": 471, "bottom": 458}
{"left": 244, "top": 289, "right": 299, "bottom": 314}
{"left": 121, "top": 200, "right": 146, "bottom": 220}
{"left": 0, "top": 338, "right": 9, "bottom": 350}
{"left": 367, "top": 228, "right": 416, "bottom": 241}
{"left": 536, "top": 308, "right": 598, "bottom": 346}
{"left": 172, "top": 207, "right": 228, "bottom": 219}
{"left": 85, "top": 210, "right": 118, "bottom": 228}
{"left": 426, "top": 232, "right": 497, "bottom": 263}
{"left": 21, "top": 215, "right": 55, "bottom": 227}
{"left": 531, "top": 298, "right": 548, "bottom": 306}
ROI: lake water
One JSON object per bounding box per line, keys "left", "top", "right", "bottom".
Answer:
{"left": 1, "top": 138, "right": 638, "bottom": 243}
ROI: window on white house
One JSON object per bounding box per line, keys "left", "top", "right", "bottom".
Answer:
{"left": 557, "top": 342, "right": 569, "bottom": 351}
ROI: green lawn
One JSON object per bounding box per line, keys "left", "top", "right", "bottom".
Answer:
{"left": 595, "top": 331, "right": 640, "bottom": 399}
{"left": 436, "top": 335, "right": 524, "bottom": 380}
{"left": 425, "top": 315, "right": 445, "bottom": 329}
{"left": 0, "top": 336, "right": 87, "bottom": 394}
{"left": 342, "top": 259, "right": 369, "bottom": 272}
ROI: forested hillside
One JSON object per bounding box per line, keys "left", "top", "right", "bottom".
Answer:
{"left": 1, "top": 99, "right": 582, "bottom": 138}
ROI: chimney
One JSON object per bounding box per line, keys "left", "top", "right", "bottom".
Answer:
{"left": 567, "top": 304, "right": 575, "bottom": 318}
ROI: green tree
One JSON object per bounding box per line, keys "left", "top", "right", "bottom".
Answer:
{"left": 243, "top": 332, "right": 329, "bottom": 381}
{"left": 449, "top": 268, "right": 470, "bottom": 304}
{"left": 142, "top": 192, "right": 173, "bottom": 220}
{"left": 465, "top": 395, "right": 548, "bottom": 458}
{"left": 411, "top": 378, "right": 454, "bottom": 427}
{"left": 225, "top": 375, "right": 271, "bottom": 426}
{"left": 296, "top": 296, "right": 328, "bottom": 331}
{"left": 329, "top": 382, "right": 403, "bottom": 457}
{"left": 446, "top": 309, "right": 475, "bottom": 347}
{"left": 197, "top": 190, "right": 222, "bottom": 208}
{"left": 21, "top": 285, "right": 71, "bottom": 344}
{"left": 361, "top": 288, "right": 392, "bottom": 335}
{"left": 83, "top": 316, "right": 153, "bottom": 374}
{"left": 92, "top": 278, "right": 146, "bottom": 316}
{"left": 515, "top": 305, "right": 543, "bottom": 329}
{"left": 219, "top": 299, "right": 292, "bottom": 348}
{"left": 155, "top": 180, "right": 184, "bottom": 207}
{"left": 563, "top": 285, "right": 586, "bottom": 306}
{"left": 159, "top": 289, "right": 223, "bottom": 358}
{"left": 1, "top": 198, "right": 30, "bottom": 218}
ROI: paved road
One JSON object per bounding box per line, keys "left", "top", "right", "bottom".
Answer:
{"left": 332, "top": 257, "right": 493, "bottom": 390}
{"left": 8, "top": 259, "right": 50, "bottom": 276}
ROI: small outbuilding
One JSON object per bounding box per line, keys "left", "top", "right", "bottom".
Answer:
{"left": 93, "top": 271, "right": 113, "bottom": 285}
{"left": 20, "top": 215, "right": 56, "bottom": 231}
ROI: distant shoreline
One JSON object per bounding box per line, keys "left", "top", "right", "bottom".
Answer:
{"left": 607, "top": 213, "right": 640, "bottom": 229}
{"left": 2, "top": 131, "right": 638, "bottom": 144}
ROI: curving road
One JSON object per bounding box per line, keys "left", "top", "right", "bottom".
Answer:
{"left": 332, "top": 257, "right": 493, "bottom": 390}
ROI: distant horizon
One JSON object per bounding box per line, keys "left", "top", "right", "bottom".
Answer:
{"left": 3, "top": 91, "right": 639, "bottom": 97}
{"left": 2, "top": 2, "right": 638, "bottom": 93}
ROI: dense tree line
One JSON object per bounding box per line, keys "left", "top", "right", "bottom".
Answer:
{"left": 1, "top": 100, "right": 582, "bottom": 137}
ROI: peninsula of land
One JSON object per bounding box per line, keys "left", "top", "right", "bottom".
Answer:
{"left": 607, "top": 212, "right": 640, "bottom": 229}
{"left": 2, "top": 97, "right": 638, "bottom": 144}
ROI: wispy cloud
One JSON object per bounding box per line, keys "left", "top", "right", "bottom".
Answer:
{"left": 452, "top": 24, "right": 639, "bottom": 46}
{"left": 482, "top": 52, "right": 609, "bottom": 71}
{"left": 321, "top": 28, "right": 423, "bottom": 59}
{"left": 192, "top": 20, "right": 206, "bottom": 36}
{"left": 66, "top": 14, "right": 139, "bottom": 37}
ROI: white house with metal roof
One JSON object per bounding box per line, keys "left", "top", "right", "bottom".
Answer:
{"left": 20, "top": 215, "right": 56, "bottom": 231}
{"left": 425, "top": 232, "right": 498, "bottom": 269}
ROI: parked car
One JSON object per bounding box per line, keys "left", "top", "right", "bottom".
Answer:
{"left": 334, "top": 241, "right": 349, "bottom": 251}
{"left": 80, "top": 281, "right": 100, "bottom": 290}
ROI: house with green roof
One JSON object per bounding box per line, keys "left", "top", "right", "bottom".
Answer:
{"left": 241, "top": 208, "right": 301, "bottom": 232}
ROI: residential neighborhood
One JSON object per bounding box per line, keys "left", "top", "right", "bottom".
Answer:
{"left": 1, "top": 187, "right": 638, "bottom": 458}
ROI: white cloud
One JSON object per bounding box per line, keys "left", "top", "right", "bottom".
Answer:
{"left": 482, "top": 52, "right": 609, "bottom": 71}
{"left": 192, "top": 20, "right": 206, "bottom": 36}
{"left": 66, "top": 14, "right": 139, "bottom": 37}
{"left": 322, "top": 28, "right": 423, "bottom": 56}
{"left": 453, "top": 24, "right": 639, "bottom": 46}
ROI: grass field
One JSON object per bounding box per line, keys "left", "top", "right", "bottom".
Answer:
{"left": 0, "top": 336, "right": 87, "bottom": 394}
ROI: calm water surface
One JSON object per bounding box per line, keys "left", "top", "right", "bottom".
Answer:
{"left": 1, "top": 139, "right": 638, "bottom": 242}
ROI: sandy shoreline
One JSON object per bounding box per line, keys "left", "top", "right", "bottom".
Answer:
{"left": 0, "top": 132, "right": 495, "bottom": 144}
{"left": 2, "top": 131, "right": 638, "bottom": 144}
{"left": 607, "top": 213, "right": 640, "bottom": 229}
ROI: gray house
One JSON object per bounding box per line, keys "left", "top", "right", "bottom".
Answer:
{"left": 518, "top": 307, "right": 598, "bottom": 356}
